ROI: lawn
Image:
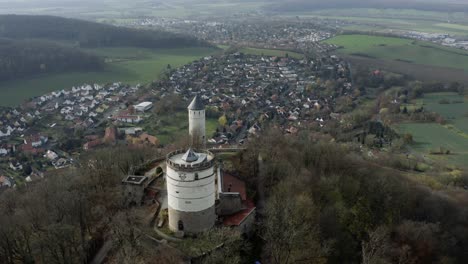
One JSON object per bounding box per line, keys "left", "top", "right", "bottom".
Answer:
{"left": 398, "top": 123, "right": 468, "bottom": 168}
{"left": 0, "top": 47, "right": 220, "bottom": 107}
{"left": 325, "top": 35, "right": 468, "bottom": 71}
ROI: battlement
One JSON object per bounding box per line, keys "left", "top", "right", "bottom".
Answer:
{"left": 166, "top": 149, "right": 215, "bottom": 172}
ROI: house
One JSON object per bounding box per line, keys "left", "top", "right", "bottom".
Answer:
{"left": 222, "top": 199, "right": 256, "bottom": 234}
{"left": 52, "top": 158, "right": 68, "bottom": 169}
{"left": 83, "top": 139, "right": 103, "bottom": 151}
{"left": 0, "top": 145, "right": 9, "bottom": 156}
{"left": 115, "top": 115, "right": 143, "bottom": 124}
{"left": 217, "top": 172, "right": 256, "bottom": 234}
{"left": 9, "top": 161, "right": 23, "bottom": 171}
{"left": 44, "top": 150, "right": 59, "bottom": 161}
{"left": 0, "top": 127, "right": 12, "bottom": 138}
{"left": 24, "top": 134, "right": 48, "bottom": 148}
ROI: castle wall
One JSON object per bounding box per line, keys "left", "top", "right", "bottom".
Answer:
{"left": 217, "top": 193, "right": 243, "bottom": 216}
{"left": 169, "top": 205, "right": 216, "bottom": 233}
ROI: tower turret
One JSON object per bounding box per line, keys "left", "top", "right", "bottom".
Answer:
{"left": 166, "top": 148, "right": 216, "bottom": 233}
{"left": 188, "top": 95, "right": 206, "bottom": 146}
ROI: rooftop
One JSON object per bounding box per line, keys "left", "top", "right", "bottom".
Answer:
{"left": 166, "top": 149, "right": 215, "bottom": 171}
{"left": 122, "top": 175, "right": 148, "bottom": 185}
{"left": 135, "top": 101, "right": 153, "bottom": 108}
{"left": 181, "top": 148, "right": 199, "bottom": 163}
{"left": 188, "top": 95, "right": 204, "bottom": 110}
{"left": 169, "top": 149, "right": 212, "bottom": 166}
{"left": 223, "top": 199, "right": 256, "bottom": 227}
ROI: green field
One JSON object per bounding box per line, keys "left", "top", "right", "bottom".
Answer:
{"left": 325, "top": 35, "right": 468, "bottom": 71}
{"left": 398, "top": 123, "right": 468, "bottom": 168}
{"left": 398, "top": 92, "right": 468, "bottom": 168}
{"left": 421, "top": 93, "right": 468, "bottom": 122}
{"left": 0, "top": 47, "right": 220, "bottom": 107}
{"left": 294, "top": 8, "right": 468, "bottom": 37}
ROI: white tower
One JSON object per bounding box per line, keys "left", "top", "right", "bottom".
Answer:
{"left": 188, "top": 95, "right": 205, "bottom": 146}
{"left": 166, "top": 148, "right": 216, "bottom": 233}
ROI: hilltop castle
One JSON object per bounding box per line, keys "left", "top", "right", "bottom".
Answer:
{"left": 165, "top": 96, "right": 255, "bottom": 235}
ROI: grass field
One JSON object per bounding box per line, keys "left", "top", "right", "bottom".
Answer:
{"left": 0, "top": 47, "right": 220, "bottom": 107}
{"left": 397, "top": 92, "right": 468, "bottom": 168}
{"left": 325, "top": 35, "right": 468, "bottom": 71}
{"left": 421, "top": 93, "right": 468, "bottom": 122}
{"left": 398, "top": 123, "right": 468, "bottom": 168}
{"left": 294, "top": 8, "right": 468, "bottom": 37}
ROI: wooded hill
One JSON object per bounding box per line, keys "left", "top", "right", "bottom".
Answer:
{"left": 0, "top": 38, "right": 103, "bottom": 81}
{"left": 0, "top": 15, "right": 209, "bottom": 49}
{"left": 0, "top": 15, "right": 210, "bottom": 81}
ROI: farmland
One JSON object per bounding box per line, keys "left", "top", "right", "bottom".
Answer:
{"left": 398, "top": 123, "right": 468, "bottom": 168}
{"left": 398, "top": 92, "right": 468, "bottom": 168}
{"left": 294, "top": 8, "right": 468, "bottom": 37}
{"left": 0, "top": 47, "right": 220, "bottom": 107}
{"left": 325, "top": 35, "right": 468, "bottom": 71}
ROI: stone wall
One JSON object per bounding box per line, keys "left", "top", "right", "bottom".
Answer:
{"left": 168, "top": 205, "right": 216, "bottom": 234}
{"left": 216, "top": 193, "right": 243, "bottom": 216}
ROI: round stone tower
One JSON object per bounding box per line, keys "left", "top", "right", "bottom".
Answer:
{"left": 188, "top": 95, "right": 206, "bottom": 146}
{"left": 166, "top": 148, "right": 216, "bottom": 234}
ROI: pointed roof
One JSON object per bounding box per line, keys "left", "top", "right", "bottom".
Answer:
{"left": 188, "top": 95, "right": 204, "bottom": 110}
{"left": 181, "top": 148, "right": 199, "bottom": 163}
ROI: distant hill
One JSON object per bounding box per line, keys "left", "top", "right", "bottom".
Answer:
{"left": 0, "top": 38, "right": 103, "bottom": 82}
{"left": 265, "top": 0, "right": 468, "bottom": 12}
{"left": 0, "top": 15, "right": 210, "bottom": 49}
{"left": 0, "top": 15, "right": 211, "bottom": 82}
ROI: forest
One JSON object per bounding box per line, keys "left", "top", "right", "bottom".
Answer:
{"left": 0, "top": 15, "right": 210, "bottom": 82}
{"left": 235, "top": 129, "right": 468, "bottom": 263}
{"left": 0, "top": 38, "right": 103, "bottom": 81}
{"left": 0, "top": 15, "right": 209, "bottom": 49}
{"left": 1, "top": 127, "right": 468, "bottom": 263}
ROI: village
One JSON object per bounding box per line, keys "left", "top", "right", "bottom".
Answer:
{"left": 127, "top": 16, "right": 338, "bottom": 53}
{"left": 0, "top": 50, "right": 355, "bottom": 196}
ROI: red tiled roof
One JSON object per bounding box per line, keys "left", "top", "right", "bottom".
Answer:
{"left": 20, "top": 144, "right": 44, "bottom": 155}
{"left": 222, "top": 173, "right": 247, "bottom": 200}
{"left": 223, "top": 199, "right": 256, "bottom": 227}
{"left": 83, "top": 139, "right": 103, "bottom": 150}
